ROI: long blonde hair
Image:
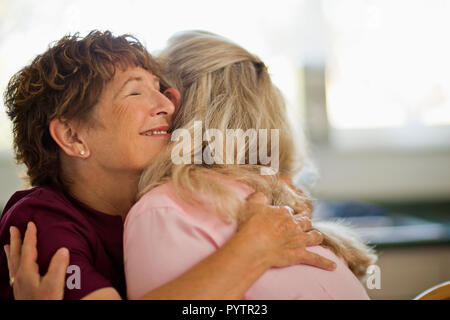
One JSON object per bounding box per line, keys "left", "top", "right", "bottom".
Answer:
{"left": 138, "top": 31, "right": 377, "bottom": 277}
{"left": 138, "top": 31, "right": 305, "bottom": 221}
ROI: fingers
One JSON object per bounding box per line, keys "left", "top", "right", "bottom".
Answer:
{"left": 294, "top": 204, "right": 312, "bottom": 219}
{"left": 300, "top": 250, "right": 337, "bottom": 271}
{"left": 238, "top": 192, "right": 270, "bottom": 229}
{"left": 281, "top": 206, "right": 295, "bottom": 216}
{"left": 246, "top": 192, "right": 269, "bottom": 205}
{"left": 46, "top": 248, "right": 69, "bottom": 277}
{"left": 21, "top": 222, "right": 39, "bottom": 271}
{"left": 285, "top": 181, "right": 313, "bottom": 219}
{"left": 42, "top": 248, "right": 69, "bottom": 300}
{"left": 303, "top": 230, "right": 323, "bottom": 246}
{"left": 9, "top": 226, "right": 23, "bottom": 276}
{"left": 294, "top": 216, "right": 312, "bottom": 232}
{"left": 275, "top": 206, "right": 312, "bottom": 232}
{"left": 304, "top": 198, "right": 313, "bottom": 215}
{"left": 292, "top": 195, "right": 313, "bottom": 217}
{"left": 273, "top": 206, "right": 292, "bottom": 217}
{"left": 4, "top": 245, "right": 13, "bottom": 280}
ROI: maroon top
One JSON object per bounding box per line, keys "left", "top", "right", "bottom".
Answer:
{"left": 0, "top": 186, "right": 126, "bottom": 300}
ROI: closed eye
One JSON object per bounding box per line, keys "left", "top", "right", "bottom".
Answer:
{"left": 129, "top": 92, "right": 141, "bottom": 96}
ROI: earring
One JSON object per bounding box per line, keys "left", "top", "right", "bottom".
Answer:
{"left": 80, "top": 150, "right": 85, "bottom": 156}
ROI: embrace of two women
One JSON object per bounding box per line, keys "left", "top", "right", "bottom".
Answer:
{"left": 0, "top": 30, "right": 376, "bottom": 300}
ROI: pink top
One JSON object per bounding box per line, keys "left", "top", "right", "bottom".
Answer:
{"left": 124, "top": 179, "right": 370, "bottom": 300}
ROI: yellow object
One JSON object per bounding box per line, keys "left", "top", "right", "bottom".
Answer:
{"left": 414, "top": 281, "right": 450, "bottom": 300}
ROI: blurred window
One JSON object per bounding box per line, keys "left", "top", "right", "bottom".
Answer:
{"left": 323, "top": 0, "right": 450, "bottom": 149}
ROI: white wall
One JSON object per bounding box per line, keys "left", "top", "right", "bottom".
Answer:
{"left": 0, "top": 153, "right": 25, "bottom": 208}
{"left": 310, "top": 147, "right": 450, "bottom": 201}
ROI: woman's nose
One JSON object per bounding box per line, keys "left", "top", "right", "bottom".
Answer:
{"left": 149, "top": 93, "right": 176, "bottom": 117}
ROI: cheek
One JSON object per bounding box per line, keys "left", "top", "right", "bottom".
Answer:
{"left": 115, "top": 108, "right": 147, "bottom": 141}
{"left": 136, "top": 138, "right": 169, "bottom": 167}
{"left": 143, "top": 138, "right": 168, "bottom": 155}
{"left": 114, "top": 99, "right": 147, "bottom": 125}
{"left": 111, "top": 103, "right": 169, "bottom": 167}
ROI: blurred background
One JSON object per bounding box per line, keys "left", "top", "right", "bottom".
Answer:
{"left": 0, "top": 0, "right": 449, "bottom": 299}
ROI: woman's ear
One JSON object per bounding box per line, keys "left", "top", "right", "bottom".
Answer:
{"left": 49, "top": 118, "right": 90, "bottom": 158}
{"left": 163, "top": 88, "right": 182, "bottom": 118}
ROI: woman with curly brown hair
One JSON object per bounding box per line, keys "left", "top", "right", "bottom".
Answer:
{"left": 0, "top": 30, "right": 335, "bottom": 300}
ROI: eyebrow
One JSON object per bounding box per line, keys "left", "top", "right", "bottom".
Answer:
{"left": 114, "top": 75, "right": 161, "bottom": 98}
{"left": 115, "top": 77, "right": 143, "bottom": 99}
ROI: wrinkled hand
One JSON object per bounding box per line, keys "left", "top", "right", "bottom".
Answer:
{"left": 237, "top": 192, "right": 336, "bottom": 271}
{"left": 279, "top": 175, "right": 313, "bottom": 219}
{"left": 290, "top": 188, "right": 313, "bottom": 219}
{"left": 4, "top": 222, "right": 69, "bottom": 300}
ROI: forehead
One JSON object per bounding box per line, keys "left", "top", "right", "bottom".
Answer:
{"left": 111, "top": 67, "right": 158, "bottom": 86}
{"left": 107, "top": 66, "right": 158, "bottom": 93}
{"left": 93, "top": 67, "right": 159, "bottom": 113}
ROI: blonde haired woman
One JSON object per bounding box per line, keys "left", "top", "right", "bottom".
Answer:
{"left": 124, "top": 31, "right": 376, "bottom": 299}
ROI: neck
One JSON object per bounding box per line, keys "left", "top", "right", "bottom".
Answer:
{"left": 65, "top": 165, "right": 141, "bottom": 220}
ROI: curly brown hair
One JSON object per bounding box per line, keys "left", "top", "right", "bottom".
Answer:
{"left": 4, "top": 30, "right": 166, "bottom": 189}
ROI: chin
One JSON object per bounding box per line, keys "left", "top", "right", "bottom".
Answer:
{"left": 138, "top": 155, "right": 159, "bottom": 170}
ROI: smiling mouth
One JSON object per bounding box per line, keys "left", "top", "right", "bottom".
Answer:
{"left": 140, "top": 125, "right": 170, "bottom": 137}
{"left": 141, "top": 130, "right": 169, "bottom": 136}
